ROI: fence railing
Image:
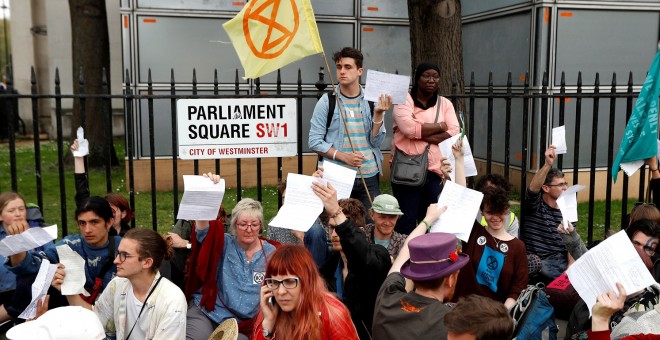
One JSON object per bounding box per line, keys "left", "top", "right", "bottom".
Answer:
{"left": 0, "top": 67, "right": 649, "bottom": 243}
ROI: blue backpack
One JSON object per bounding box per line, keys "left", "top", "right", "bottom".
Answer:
{"left": 510, "top": 283, "right": 559, "bottom": 340}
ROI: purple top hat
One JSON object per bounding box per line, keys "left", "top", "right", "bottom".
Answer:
{"left": 400, "top": 232, "right": 469, "bottom": 281}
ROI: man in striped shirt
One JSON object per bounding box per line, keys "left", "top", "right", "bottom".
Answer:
{"left": 522, "top": 146, "right": 572, "bottom": 281}
{"left": 308, "top": 47, "right": 392, "bottom": 212}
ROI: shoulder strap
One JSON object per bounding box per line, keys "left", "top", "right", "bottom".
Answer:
{"left": 434, "top": 96, "right": 442, "bottom": 123}
{"left": 325, "top": 90, "right": 336, "bottom": 138}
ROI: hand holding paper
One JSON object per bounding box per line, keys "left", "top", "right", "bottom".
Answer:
{"left": 552, "top": 126, "right": 567, "bottom": 154}
{"left": 269, "top": 173, "right": 325, "bottom": 232}
{"left": 72, "top": 127, "right": 89, "bottom": 157}
{"left": 176, "top": 175, "right": 225, "bottom": 221}
{"left": 55, "top": 245, "right": 90, "bottom": 296}
{"left": 364, "top": 70, "right": 411, "bottom": 105}
{"left": 566, "top": 231, "right": 656, "bottom": 316}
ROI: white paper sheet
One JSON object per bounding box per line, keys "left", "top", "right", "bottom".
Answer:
{"left": 364, "top": 70, "right": 411, "bottom": 105}
{"left": 18, "top": 259, "right": 57, "bottom": 319}
{"left": 552, "top": 126, "right": 567, "bottom": 154}
{"left": 72, "top": 127, "right": 89, "bottom": 157}
{"left": 321, "top": 161, "right": 356, "bottom": 200}
{"left": 566, "top": 230, "right": 656, "bottom": 316}
{"left": 176, "top": 175, "right": 226, "bottom": 221}
{"left": 620, "top": 160, "right": 645, "bottom": 176}
{"left": 56, "top": 244, "right": 90, "bottom": 296}
{"left": 429, "top": 180, "right": 483, "bottom": 241}
{"left": 0, "top": 226, "right": 57, "bottom": 257}
{"left": 269, "top": 173, "right": 325, "bottom": 232}
{"left": 556, "top": 185, "right": 586, "bottom": 231}
{"left": 438, "top": 135, "right": 478, "bottom": 182}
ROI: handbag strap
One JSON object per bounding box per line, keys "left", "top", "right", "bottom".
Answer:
{"left": 424, "top": 96, "right": 442, "bottom": 151}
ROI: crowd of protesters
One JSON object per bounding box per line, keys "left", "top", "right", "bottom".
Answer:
{"left": 1, "top": 46, "right": 659, "bottom": 340}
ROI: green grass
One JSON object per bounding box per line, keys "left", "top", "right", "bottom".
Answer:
{"left": 0, "top": 140, "right": 632, "bottom": 243}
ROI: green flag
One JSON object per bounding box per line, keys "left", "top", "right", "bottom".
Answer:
{"left": 612, "top": 50, "right": 660, "bottom": 182}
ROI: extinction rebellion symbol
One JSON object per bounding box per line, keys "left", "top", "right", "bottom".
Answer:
{"left": 243, "top": 0, "right": 300, "bottom": 59}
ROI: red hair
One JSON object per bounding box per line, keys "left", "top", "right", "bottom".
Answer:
{"left": 104, "top": 193, "right": 133, "bottom": 224}
{"left": 254, "top": 245, "right": 348, "bottom": 340}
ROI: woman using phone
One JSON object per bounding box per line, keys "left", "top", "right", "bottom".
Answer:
{"left": 253, "top": 245, "right": 358, "bottom": 340}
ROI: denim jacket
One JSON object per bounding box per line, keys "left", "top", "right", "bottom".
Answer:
{"left": 308, "top": 85, "right": 386, "bottom": 174}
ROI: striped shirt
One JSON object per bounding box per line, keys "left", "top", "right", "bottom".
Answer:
{"left": 521, "top": 188, "right": 568, "bottom": 259}
{"left": 339, "top": 97, "right": 378, "bottom": 177}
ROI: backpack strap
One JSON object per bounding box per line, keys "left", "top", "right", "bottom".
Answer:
{"left": 324, "top": 90, "right": 376, "bottom": 140}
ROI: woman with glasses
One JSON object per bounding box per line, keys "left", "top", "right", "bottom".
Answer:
{"left": 53, "top": 229, "right": 187, "bottom": 339}
{"left": 186, "top": 173, "right": 276, "bottom": 340}
{"left": 253, "top": 244, "right": 358, "bottom": 340}
{"left": 391, "top": 62, "right": 460, "bottom": 235}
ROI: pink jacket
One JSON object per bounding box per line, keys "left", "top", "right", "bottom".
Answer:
{"left": 392, "top": 94, "right": 460, "bottom": 177}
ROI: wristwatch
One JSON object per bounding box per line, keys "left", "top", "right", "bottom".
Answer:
{"left": 263, "top": 327, "right": 273, "bottom": 339}
{"left": 186, "top": 242, "right": 192, "bottom": 250}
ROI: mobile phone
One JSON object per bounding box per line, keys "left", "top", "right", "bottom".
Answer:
{"left": 268, "top": 296, "right": 275, "bottom": 310}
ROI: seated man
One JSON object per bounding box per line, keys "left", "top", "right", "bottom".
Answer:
{"left": 5, "top": 196, "right": 121, "bottom": 305}
{"left": 565, "top": 219, "right": 660, "bottom": 338}
{"left": 522, "top": 146, "right": 572, "bottom": 281}
{"left": 53, "top": 229, "right": 187, "bottom": 339}
{"left": 372, "top": 204, "right": 470, "bottom": 339}
{"left": 363, "top": 194, "right": 406, "bottom": 259}
{"left": 313, "top": 180, "right": 391, "bottom": 340}
{"left": 443, "top": 295, "right": 514, "bottom": 340}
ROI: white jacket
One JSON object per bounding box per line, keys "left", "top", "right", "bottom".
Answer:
{"left": 93, "top": 272, "right": 187, "bottom": 340}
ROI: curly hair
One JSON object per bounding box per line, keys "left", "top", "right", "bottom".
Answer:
{"left": 338, "top": 198, "right": 366, "bottom": 229}
{"left": 475, "top": 174, "right": 512, "bottom": 194}
{"left": 332, "top": 47, "right": 364, "bottom": 68}
{"left": 480, "top": 186, "right": 510, "bottom": 215}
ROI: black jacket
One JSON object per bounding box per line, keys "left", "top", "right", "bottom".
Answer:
{"left": 320, "top": 219, "right": 391, "bottom": 339}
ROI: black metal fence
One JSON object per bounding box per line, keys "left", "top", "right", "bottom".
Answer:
{"left": 0, "top": 67, "right": 650, "bottom": 243}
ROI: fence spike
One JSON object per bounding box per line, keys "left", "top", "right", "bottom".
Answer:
{"left": 55, "top": 67, "right": 60, "bottom": 85}
{"left": 560, "top": 71, "right": 565, "bottom": 87}
{"left": 170, "top": 68, "right": 175, "bottom": 85}
{"left": 507, "top": 72, "right": 512, "bottom": 87}
{"left": 611, "top": 72, "right": 616, "bottom": 87}
{"left": 214, "top": 69, "right": 218, "bottom": 88}
{"left": 192, "top": 68, "right": 197, "bottom": 86}
{"left": 31, "top": 66, "right": 36, "bottom": 84}
{"left": 595, "top": 72, "right": 600, "bottom": 87}
{"left": 577, "top": 71, "right": 582, "bottom": 87}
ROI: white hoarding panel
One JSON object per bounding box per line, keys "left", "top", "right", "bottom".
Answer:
{"left": 177, "top": 98, "right": 298, "bottom": 159}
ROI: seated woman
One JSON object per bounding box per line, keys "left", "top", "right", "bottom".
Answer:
{"left": 71, "top": 139, "right": 134, "bottom": 236}
{"left": 0, "top": 192, "right": 48, "bottom": 325}
{"left": 253, "top": 244, "right": 358, "bottom": 339}
{"left": 449, "top": 140, "right": 528, "bottom": 308}
{"left": 452, "top": 186, "right": 528, "bottom": 308}
{"left": 185, "top": 173, "right": 276, "bottom": 340}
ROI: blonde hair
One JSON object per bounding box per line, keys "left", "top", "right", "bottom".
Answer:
{"left": 229, "top": 198, "right": 264, "bottom": 235}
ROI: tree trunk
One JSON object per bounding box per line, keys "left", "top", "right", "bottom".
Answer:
{"left": 69, "top": 0, "right": 118, "bottom": 167}
{"left": 407, "top": 0, "right": 465, "bottom": 114}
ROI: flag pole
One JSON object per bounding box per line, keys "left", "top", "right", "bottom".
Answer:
{"left": 320, "top": 52, "right": 373, "bottom": 206}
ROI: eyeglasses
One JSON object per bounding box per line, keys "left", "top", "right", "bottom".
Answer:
{"left": 420, "top": 75, "right": 440, "bottom": 82}
{"left": 265, "top": 277, "right": 300, "bottom": 289}
{"left": 236, "top": 223, "right": 261, "bottom": 231}
{"left": 634, "top": 202, "right": 656, "bottom": 208}
{"left": 115, "top": 251, "right": 138, "bottom": 263}
{"left": 545, "top": 182, "right": 568, "bottom": 188}
{"left": 632, "top": 240, "right": 657, "bottom": 256}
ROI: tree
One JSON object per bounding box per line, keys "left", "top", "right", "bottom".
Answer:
{"left": 407, "top": 0, "right": 465, "bottom": 113}
{"left": 69, "top": 0, "right": 118, "bottom": 166}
